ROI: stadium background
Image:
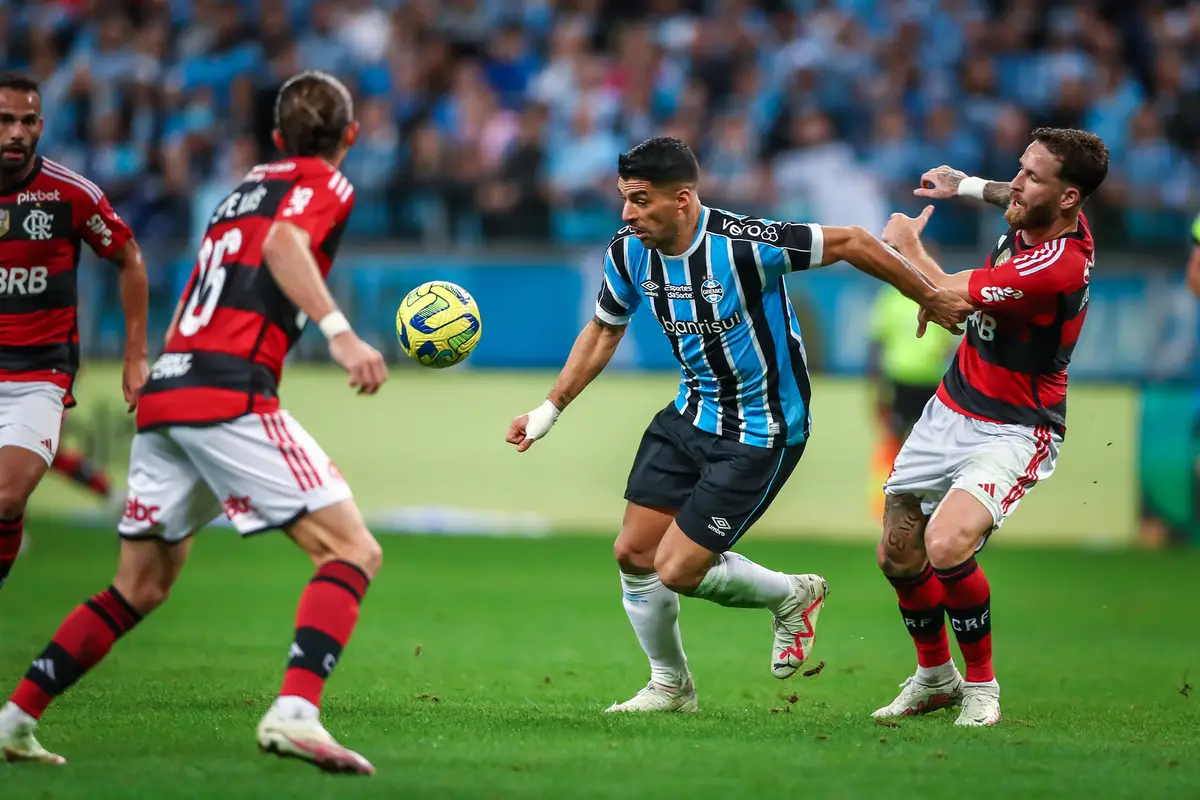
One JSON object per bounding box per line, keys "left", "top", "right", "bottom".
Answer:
{"left": 4, "top": 0, "right": 1197, "bottom": 547}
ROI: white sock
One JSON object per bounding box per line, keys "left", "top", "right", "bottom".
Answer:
{"left": 620, "top": 571, "right": 689, "bottom": 690}
{"left": 694, "top": 552, "right": 793, "bottom": 613}
{"left": 916, "top": 661, "right": 959, "bottom": 685}
{"left": 272, "top": 695, "right": 320, "bottom": 721}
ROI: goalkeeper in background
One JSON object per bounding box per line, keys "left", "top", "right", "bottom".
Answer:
{"left": 867, "top": 283, "right": 958, "bottom": 516}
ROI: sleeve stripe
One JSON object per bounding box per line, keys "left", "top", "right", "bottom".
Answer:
{"left": 610, "top": 238, "right": 632, "bottom": 285}
{"left": 328, "top": 172, "right": 354, "bottom": 203}
{"left": 42, "top": 160, "right": 102, "bottom": 203}
{"left": 1013, "top": 239, "right": 1066, "bottom": 276}
{"left": 807, "top": 223, "right": 824, "bottom": 269}
{"left": 594, "top": 302, "right": 631, "bottom": 326}
{"left": 603, "top": 273, "right": 629, "bottom": 309}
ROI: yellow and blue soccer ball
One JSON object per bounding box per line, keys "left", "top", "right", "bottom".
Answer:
{"left": 395, "top": 280, "right": 482, "bottom": 368}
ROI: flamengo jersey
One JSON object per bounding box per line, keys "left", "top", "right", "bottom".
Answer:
{"left": 0, "top": 156, "right": 132, "bottom": 404}
{"left": 137, "top": 157, "right": 355, "bottom": 431}
{"left": 937, "top": 213, "right": 1095, "bottom": 438}
{"left": 597, "top": 207, "right": 823, "bottom": 448}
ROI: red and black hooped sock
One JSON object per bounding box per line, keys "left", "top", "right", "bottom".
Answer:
{"left": 888, "top": 564, "right": 952, "bottom": 668}
{"left": 935, "top": 557, "right": 994, "bottom": 683}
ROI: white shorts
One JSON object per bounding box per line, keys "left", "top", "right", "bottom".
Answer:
{"left": 883, "top": 396, "right": 1061, "bottom": 531}
{"left": 117, "top": 410, "right": 352, "bottom": 543}
{"left": 0, "top": 381, "right": 66, "bottom": 465}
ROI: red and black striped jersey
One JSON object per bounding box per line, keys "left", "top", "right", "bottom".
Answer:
{"left": 937, "top": 213, "right": 1094, "bottom": 438}
{"left": 0, "top": 156, "right": 131, "bottom": 405}
{"left": 136, "top": 157, "right": 355, "bottom": 431}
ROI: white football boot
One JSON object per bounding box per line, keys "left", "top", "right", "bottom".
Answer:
{"left": 771, "top": 574, "right": 829, "bottom": 679}
{"left": 872, "top": 668, "right": 965, "bottom": 718}
{"left": 256, "top": 699, "right": 374, "bottom": 775}
{"left": 0, "top": 702, "right": 65, "bottom": 765}
{"left": 605, "top": 673, "right": 698, "bottom": 713}
{"left": 955, "top": 680, "right": 1002, "bottom": 726}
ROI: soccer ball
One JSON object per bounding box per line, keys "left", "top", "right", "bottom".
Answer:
{"left": 395, "top": 280, "right": 482, "bottom": 368}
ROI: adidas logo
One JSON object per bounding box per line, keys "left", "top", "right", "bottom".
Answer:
{"left": 978, "top": 483, "right": 996, "bottom": 497}
{"left": 40, "top": 438, "right": 52, "bottom": 452}
{"left": 32, "top": 658, "right": 56, "bottom": 681}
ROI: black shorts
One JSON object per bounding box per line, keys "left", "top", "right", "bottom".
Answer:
{"left": 624, "top": 406, "right": 806, "bottom": 553}
{"left": 883, "top": 381, "right": 939, "bottom": 440}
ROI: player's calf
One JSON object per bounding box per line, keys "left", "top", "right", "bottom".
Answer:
{"left": 0, "top": 445, "right": 52, "bottom": 589}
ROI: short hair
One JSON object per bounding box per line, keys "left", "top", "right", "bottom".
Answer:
{"left": 273, "top": 71, "right": 354, "bottom": 158}
{"left": 617, "top": 137, "right": 699, "bottom": 186}
{"left": 1031, "top": 127, "right": 1109, "bottom": 200}
{"left": 0, "top": 72, "right": 40, "bottom": 95}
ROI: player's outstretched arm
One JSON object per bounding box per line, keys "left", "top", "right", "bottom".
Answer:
{"left": 915, "top": 165, "right": 1011, "bottom": 210}
{"left": 506, "top": 317, "right": 626, "bottom": 452}
{"left": 109, "top": 240, "right": 149, "bottom": 411}
{"left": 818, "top": 224, "right": 971, "bottom": 334}
{"left": 261, "top": 221, "right": 387, "bottom": 395}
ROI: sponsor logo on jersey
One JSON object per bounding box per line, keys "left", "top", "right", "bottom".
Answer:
{"left": 0, "top": 266, "right": 48, "bottom": 294}
{"left": 150, "top": 353, "right": 193, "bottom": 380}
{"left": 720, "top": 218, "right": 778, "bottom": 242}
{"left": 701, "top": 278, "right": 723, "bottom": 304}
{"left": 661, "top": 311, "right": 743, "bottom": 336}
{"left": 16, "top": 189, "right": 60, "bottom": 204}
{"left": 979, "top": 286, "right": 1023, "bottom": 303}
{"left": 23, "top": 209, "right": 53, "bottom": 241}
{"left": 86, "top": 213, "right": 113, "bottom": 248}
{"left": 641, "top": 281, "right": 694, "bottom": 300}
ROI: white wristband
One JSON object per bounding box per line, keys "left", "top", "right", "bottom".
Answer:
{"left": 958, "top": 176, "right": 987, "bottom": 200}
{"left": 317, "top": 310, "right": 352, "bottom": 340}
{"left": 523, "top": 398, "right": 562, "bottom": 442}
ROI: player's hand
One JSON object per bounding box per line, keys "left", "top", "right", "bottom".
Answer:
{"left": 329, "top": 332, "right": 388, "bottom": 395}
{"left": 122, "top": 354, "right": 148, "bottom": 412}
{"left": 916, "top": 292, "right": 970, "bottom": 338}
{"left": 882, "top": 205, "right": 935, "bottom": 249}
{"left": 506, "top": 399, "right": 561, "bottom": 453}
{"left": 914, "top": 165, "right": 967, "bottom": 199}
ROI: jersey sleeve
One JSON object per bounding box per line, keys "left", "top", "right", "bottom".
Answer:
{"left": 968, "top": 240, "right": 1089, "bottom": 315}
{"left": 594, "top": 235, "right": 641, "bottom": 326}
{"left": 276, "top": 169, "right": 355, "bottom": 244}
{"left": 725, "top": 217, "right": 824, "bottom": 282}
{"left": 79, "top": 191, "right": 132, "bottom": 259}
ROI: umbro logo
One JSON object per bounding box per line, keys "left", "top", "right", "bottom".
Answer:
{"left": 707, "top": 516, "right": 732, "bottom": 537}
{"left": 641, "top": 280, "right": 660, "bottom": 296}
{"left": 978, "top": 483, "right": 996, "bottom": 497}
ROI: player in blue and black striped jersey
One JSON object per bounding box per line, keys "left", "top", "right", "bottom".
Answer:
{"left": 506, "top": 137, "right": 970, "bottom": 712}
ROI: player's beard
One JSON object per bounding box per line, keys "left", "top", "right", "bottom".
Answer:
{"left": 1005, "top": 196, "right": 1055, "bottom": 230}
{"left": 0, "top": 137, "right": 37, "bottom": 176}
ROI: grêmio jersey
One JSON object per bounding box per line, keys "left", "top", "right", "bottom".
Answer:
{"left": 937, "top": 213, "right": 1095, "bottom": 438}
{"left": 596, "top": 207, "right": 823, "bottom": 449}
{"left": 137, "top": 157, "right": 355, "bottom": 431}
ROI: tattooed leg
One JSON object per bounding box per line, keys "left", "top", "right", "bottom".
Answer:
{"left": 876, "top": 493, "right": 930, "bottom": 578}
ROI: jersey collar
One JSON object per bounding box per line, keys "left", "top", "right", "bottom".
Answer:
{"left": 658, "top": 206, "right": 709, "bottom": 261}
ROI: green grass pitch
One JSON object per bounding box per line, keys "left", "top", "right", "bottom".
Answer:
{"left": 2, "top": 523, "right": 1198, "bottom": 798}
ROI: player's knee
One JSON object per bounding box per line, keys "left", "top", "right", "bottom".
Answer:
{"left": 613, "top": 532, "right": 656, "bottom": 574}
{"left": 0, "top": 486, "right": 28, "bottom": 520}
{"left": 653, "top": 552, "right": 704, "bottom": 595}
{"left": 924, "top": 523, "right": 976, "bottom": 570}
{"left": 318, "top": 530, "right": 383, "bottom": 580}
{"left": 116, "top": 576, "right": 173, "bottom": 616}
{"left": 875, "top": 537, "right": 923, "bottom": 577}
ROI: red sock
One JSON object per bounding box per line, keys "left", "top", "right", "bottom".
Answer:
{"left": 51, "top": 448, "right": 112, "bottom": 499}
{"left": 280, "top": 560, "right": 371, "bottom": 708}
{"left": 0, "top": 516, "right": 22, "bottom": 588}
{"left": 935, "top": 557, "right": 994, "bottom": 683}
{"left": 888, "top": 564, "right": 952, "bottom": 668}
{"left": 10, "top": 586, "right": 142, "bottom": 719}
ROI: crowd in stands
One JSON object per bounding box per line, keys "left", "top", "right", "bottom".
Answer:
{"left": 1, "top": 0, "right": 1197, "bottom": 251}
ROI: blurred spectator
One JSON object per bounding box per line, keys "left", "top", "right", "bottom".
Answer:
{"left": 0, "top": 0, "right": 1195, "bottom": 250}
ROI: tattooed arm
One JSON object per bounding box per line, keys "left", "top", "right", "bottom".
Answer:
{"left": 914, "top": 165, "right": 1012, "bottom": 210}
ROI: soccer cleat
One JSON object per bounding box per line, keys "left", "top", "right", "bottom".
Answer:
{"left": 955, "top": 680, "right": 1002, "bottom": 727}
{"left": 872, "top": 670, "right": 965, "bottom": 718}
{"left": 771, "top": 574, "right": 829, "bottom": 679}
{"left": 0, "top": 707, "right": 66, "bottom": 765}
{"left": 256, "top": 708, "right": 374, "bottom": 775}
{"left": 604, "top": 674, "right": 698, "bottom": 713}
